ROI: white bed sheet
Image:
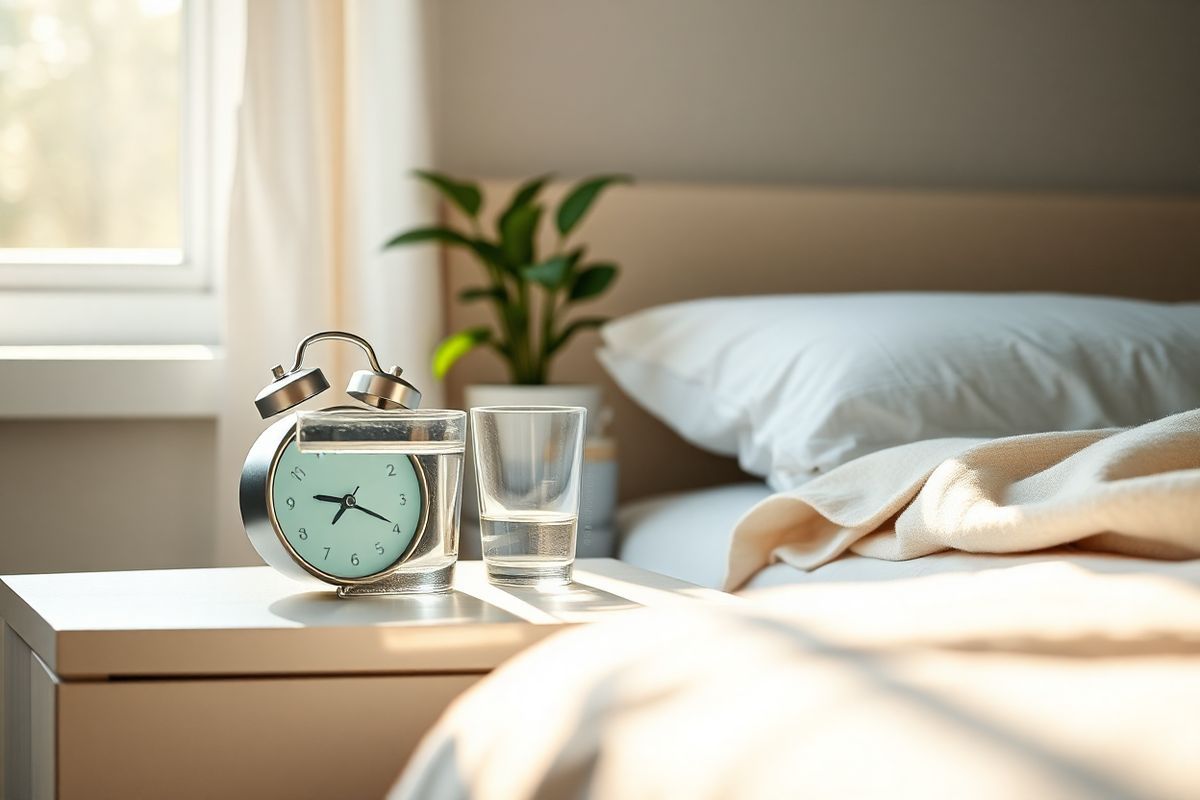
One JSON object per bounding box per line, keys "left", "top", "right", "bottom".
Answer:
{"left": 618, "top": 484, "right": 1200, "bottom": 591}
{"left": 618, "top": 483, "right": 773, "bottom": 589}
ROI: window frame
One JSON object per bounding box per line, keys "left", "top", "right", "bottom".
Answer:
{"left": 0, "top": 0, "right": 235, "bottom": 346}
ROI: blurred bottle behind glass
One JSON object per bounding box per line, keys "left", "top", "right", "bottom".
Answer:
{"left": 577, "top": 432, "right": 618, "bottom": 557}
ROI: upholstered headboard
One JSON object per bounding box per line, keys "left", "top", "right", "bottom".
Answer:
{"left": 443, "top": 182, "right": 1200, "bottom": 501}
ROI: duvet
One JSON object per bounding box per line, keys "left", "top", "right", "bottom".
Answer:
{"left": 391, "top": 561, "right": 1200, "bottom": 800}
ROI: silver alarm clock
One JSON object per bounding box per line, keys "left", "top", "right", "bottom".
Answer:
{"left": 240, "top": 331, "right": 439, "bottom": 596}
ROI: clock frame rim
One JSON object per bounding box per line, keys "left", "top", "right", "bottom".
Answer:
{"left": 245, "top": 409, "right": 432, "bottom": 587}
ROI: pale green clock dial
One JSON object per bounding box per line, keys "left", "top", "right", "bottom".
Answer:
{"left": 271, "top": 440, "right": 424, "bottom": 579}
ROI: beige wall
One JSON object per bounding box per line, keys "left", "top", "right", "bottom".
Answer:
{"left": 0, "top": 420, "right": 215, "bottom": 574}
{"left": 432, "top": 0, "right": 1200, "bottom": 192}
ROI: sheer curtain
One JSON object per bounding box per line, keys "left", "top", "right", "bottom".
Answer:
{"left": 215, "top": 0, "right": 442, "bottom": 565}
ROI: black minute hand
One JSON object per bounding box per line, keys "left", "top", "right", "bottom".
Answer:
{"left": 352, "top": 504, "right": 391, "bottom": 524}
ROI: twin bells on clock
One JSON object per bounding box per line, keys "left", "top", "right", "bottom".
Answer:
{"left": 252, "top": 330, "right": 423, "bottom": 419}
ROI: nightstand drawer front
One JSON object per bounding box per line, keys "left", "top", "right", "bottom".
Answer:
{"left": 57, "top": 674, "right": 480, "bottom": 800}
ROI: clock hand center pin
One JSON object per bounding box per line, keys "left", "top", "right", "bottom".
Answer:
{"left": 331, "top": 487, "right": 360, "bottom": 526}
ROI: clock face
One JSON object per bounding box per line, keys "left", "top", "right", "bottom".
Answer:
{"left": 270, "top": 439, "right": 425, "bottom": 580}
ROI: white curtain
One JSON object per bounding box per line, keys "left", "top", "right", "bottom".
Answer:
{"left": 215, "top": 0, "right": 442, "bottom": 565}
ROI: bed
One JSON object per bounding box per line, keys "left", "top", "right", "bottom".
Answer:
{"left": 409, "top": 182, "right": 1200, "bottom": 799}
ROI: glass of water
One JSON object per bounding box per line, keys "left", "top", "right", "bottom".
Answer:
{"left": 470, "top": 406, "right": 587, "bottom": 586}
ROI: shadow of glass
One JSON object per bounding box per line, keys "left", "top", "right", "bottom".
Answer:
{"left": 500, "top": 583, "right": 641, "bottom": 616}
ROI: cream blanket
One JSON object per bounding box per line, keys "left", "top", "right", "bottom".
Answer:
{"left": 393, "top": 563, "right": 1200, "bottom": 800}
{"left": 726, "top": 409, "right": 1200, "bottom": 590}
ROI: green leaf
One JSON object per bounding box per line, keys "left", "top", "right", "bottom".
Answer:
{"left": 556, "top": 175, "right": 632, "bottom": 237}
{"left": 522, "top": 255, "right": 572, "bottom": 289}
{"left": 467, "top": 239, "right": 507, "bottom": 269}
{"left": 497, "top": 174, "right": 553, "bottom": 235}
{"left": 412, "top": 170, "right": 482, "bottom": 218}
{"left": 560, "top": 245, "right": 587, "bottom": 281}
{"left": 548, "top": 316, "right": 608, "bottom": 355}
{"left": 432, "top": 327, "right": 492, "bottom": 378}
{"left": 565, "top": 246, "right": 587, "bottom": 267}
{"left": 491, "top": 338, "right": 513, "bottom": 359}
{"left": 458, "top": 286, "right": 507, "bottom": 303}
{"left": 382, "top": 229, "right": 505, "bottom": 275}
{"left": 382, "top": 226, "right": 474, "bottom": 250}
{"left": 500, "top": 203, "right": 542, "bottom": 268}
{"left": 568, "top": 263, "right": 618, "bottom": 301}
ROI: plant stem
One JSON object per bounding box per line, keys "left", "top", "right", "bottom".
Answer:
{"left": 515, "top": 275, "right": 535, "bottom": 383}
{"left": 539, "top": 285, "right": 556, "bottom": 384}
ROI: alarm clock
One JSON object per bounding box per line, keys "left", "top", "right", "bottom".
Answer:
{"left": 239, "top": 331, "right": 431, "bottom": 594}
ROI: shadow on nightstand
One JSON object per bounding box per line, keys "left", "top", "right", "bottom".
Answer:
{"left": 268, "top": 590, "right": 511, "bottom": 627}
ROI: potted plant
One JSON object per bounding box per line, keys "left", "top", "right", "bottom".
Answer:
{"left": 383, "top": 171, "right": 630, "bottom": 416}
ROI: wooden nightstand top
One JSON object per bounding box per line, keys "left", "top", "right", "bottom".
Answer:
{"left": 0, "top": 559, "right": 727, "bottom": 680}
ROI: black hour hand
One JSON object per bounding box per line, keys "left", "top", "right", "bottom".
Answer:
{"left": 313, "top": 494, "right": 343, "bottom": 504}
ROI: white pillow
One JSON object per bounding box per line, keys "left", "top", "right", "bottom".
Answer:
{"left": 598, "top": 293, "right": 1200, "bottom": 490}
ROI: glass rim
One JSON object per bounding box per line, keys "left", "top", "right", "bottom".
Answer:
{"left": 470, "top": 405, "right": 587, "bottom": 415}
{"left": 297, "top": 408, "right": 467, "bottom": 422}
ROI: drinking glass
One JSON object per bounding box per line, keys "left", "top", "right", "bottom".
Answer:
{"left": 470, "top": 406, "right": 587, "bottom": 586}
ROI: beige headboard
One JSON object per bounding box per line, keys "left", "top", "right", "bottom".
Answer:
{"left": 443, "top": 182, "right": 1200, "bottom": 502}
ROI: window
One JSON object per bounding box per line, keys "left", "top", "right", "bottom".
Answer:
{"left": 0, "top": 0, "right": 237, "bottom": 345}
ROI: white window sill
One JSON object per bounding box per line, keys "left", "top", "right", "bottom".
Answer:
{"left": 0, "top": 345, "right": 222, "bottom": 419}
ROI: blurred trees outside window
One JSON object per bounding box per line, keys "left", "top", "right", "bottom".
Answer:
{"left": 0, "top": 0, "right": 182, "bottom": 251}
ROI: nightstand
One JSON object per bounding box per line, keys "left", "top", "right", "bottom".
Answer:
{"left": 1, "top": 559, "right": 724, "bottom": 800}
